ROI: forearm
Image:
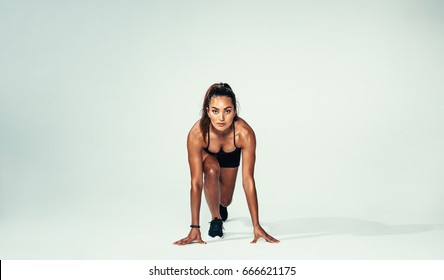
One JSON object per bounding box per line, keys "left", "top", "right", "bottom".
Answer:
{"left": 243, "top": 178, "right": 260, "bottom": 227}
{"left": 190, "top": 183, "right": 203, "bottom": 226}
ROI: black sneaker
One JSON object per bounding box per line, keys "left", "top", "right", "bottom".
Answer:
{"left": 208, "top": 217, "right": 224, "bottom": 238}
{"left": 219, "top": 204, "right": 228, "bottom": 221}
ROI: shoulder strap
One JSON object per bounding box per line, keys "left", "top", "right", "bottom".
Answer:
{"left": 233, "top": 122, "right": 238, "bottom": 148}
{"left": 207, "top": 126, "right": 211, "bottom": 148}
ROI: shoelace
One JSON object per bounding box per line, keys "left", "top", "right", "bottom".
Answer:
{"left": 209, "top": 219, "right": 224, "bottom": 230}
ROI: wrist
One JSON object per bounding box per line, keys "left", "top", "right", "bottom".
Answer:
{"left": 190, "top": 225, "right": 200, "bottom": 228}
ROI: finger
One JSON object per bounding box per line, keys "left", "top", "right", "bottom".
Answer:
{"left": 174, "top": 239, "right": 186, "bottom": 246}
{"left": 175, "top": 236, "right": 206, "bottom": 246}
{"left": 174, "top": 237, "right": 190, "bottom": 246}
{"left": 173, "top": 238, "right": 185, "bottom": 245}
{"left": 265, "top": 234, "right": 279, "bottom": 243}
{"left": 250, "top": 236, "right": 259, "bottom": 244}
{"left": 265, "top": 235, "right": 280, "bottom": 243}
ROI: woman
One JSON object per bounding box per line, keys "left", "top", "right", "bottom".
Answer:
{"left": 174, "top": 83, "right": 279, "bottom": 245}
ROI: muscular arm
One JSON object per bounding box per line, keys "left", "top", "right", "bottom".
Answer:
{"left": 241, "top": 127, "right": 260, "bottom": 227}
{"left": 240, "top": 122, "right": 279, "bottom": 243}
{"left": 174, "top": 125, "right": 206, "bottom": 245}
{"left": 187, "top": 130, "right": 204, "bottom": 227}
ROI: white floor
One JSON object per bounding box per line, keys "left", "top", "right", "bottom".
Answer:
{"left": 1, "top": 206, "right": 443, "bottom": 260}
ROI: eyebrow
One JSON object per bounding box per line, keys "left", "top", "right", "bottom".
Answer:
{"left": 211, "top": 106, "right": 233, "bottom": 110}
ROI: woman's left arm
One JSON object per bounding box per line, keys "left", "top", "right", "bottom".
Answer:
{"left": 241, "top": 126, "right": 279, "bottom": 243}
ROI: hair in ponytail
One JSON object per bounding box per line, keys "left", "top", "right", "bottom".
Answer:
{"left": 199, "top": 83, "right": 239, "bottom": 142}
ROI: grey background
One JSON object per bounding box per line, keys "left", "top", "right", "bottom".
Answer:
{"left": 1, "top": 0, "right": 443, "bottom": 259}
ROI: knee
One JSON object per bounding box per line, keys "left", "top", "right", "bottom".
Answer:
{"left": 220, "top": 198, "right": 232, "bottom": 207}
{"left": 204, "top": 162, "right": 220, "bottom": 180}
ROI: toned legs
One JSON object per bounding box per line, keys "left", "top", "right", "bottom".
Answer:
{"left": 219, "top": 167, "right": 238, "bottom": 207}
{"left": 203, "top": 155, "right": 238, "bottom": 218}
{"left": 203, "top": 156, "right": 221, "bottom": 219}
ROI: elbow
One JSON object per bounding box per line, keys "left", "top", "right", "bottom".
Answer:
{"left": 190, "top": 179, "right": 203, "bottom": 192}
{"left": 242, "top": 177, "right": 255, "bottom": 189}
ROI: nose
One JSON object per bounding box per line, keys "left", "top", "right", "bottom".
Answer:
{"left": 219, "top": 113, "right": 225, "bottom": 121}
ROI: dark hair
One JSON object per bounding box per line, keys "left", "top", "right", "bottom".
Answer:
{"left": 199, "top": 82, "right": 239, "bottom": 142}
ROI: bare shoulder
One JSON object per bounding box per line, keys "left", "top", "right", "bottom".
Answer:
{"left": 235, "top": 117, "right": 256, "bottom": 148}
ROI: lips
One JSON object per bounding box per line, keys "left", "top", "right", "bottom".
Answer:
{"left": 217, "top": 123, "right": 225, "bottom": 126}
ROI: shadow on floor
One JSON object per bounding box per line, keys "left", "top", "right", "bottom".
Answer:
{"left": 228, "top": 216, "right": 444, "bottom": 241}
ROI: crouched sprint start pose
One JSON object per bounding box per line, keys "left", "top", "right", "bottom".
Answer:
{"left": 174, "top": 83, "right": 279, "bottom": 245}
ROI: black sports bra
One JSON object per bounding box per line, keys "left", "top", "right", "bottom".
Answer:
{"left": 203, "top": 124, "right": 241, "bottom": 168}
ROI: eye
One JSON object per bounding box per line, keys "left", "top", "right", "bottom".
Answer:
{"left": 225, "top": 110, "right": 231, "bottom": 114}
{"left": 212, "top": 109, "right": 218, "bottom": 114}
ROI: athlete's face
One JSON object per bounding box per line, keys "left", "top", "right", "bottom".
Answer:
{"left": 207, "top": 96, "right": 236, "bottom": 132}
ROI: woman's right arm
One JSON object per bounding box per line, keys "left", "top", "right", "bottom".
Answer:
{"left": 187, "top": 129, "right": 204, "bottom": 230}
{"left": 173, "top": 126, "right": 206, "bottom": 245}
